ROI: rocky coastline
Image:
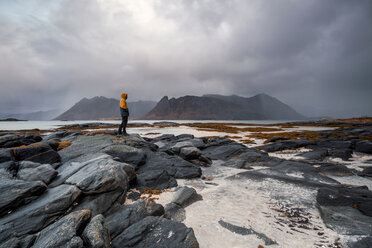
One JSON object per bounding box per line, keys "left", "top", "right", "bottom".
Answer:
{"left": 0, "top": 119, "right": 371, "bottom": 247}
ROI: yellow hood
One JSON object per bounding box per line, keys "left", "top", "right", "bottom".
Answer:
{"left": 120, "top": 93, "right": 128, "bottom": 109}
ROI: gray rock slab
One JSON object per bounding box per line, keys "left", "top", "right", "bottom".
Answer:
{"left": 0, "top": 184, "right": 81, "bottom": 236}
{"left": 0, "top": 178, "right": 46, "bottom": 217}
{"left": 32, "top": 209, "right": 91, "bottom": 248}
{"left": 65, "top": 156, "right": 129, "bottom": 194}
{"left": 82, "top": 214, "right": 110, "bottom": 248}
{"left": 17, "top": 162, "right": 57, "bottom": 184}
{"left": 172, "top": 186, "right": 202, "bottom": 208}
{"left": 111, "top": 216, "right": 199, "bottom": 248}
{"left": 103, "top": 144, "right": 146, "bottom": 169}
{"left": 106, "top": 199, "right": 164, "bottom": 239}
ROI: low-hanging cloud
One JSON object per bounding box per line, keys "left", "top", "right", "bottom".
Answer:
{"left": 0, "top": 0, "right": 371, "bottom": 117}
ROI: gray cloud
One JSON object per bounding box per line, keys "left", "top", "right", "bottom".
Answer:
{"left": 0, "top": 0, "right": 371, "bottom": 117}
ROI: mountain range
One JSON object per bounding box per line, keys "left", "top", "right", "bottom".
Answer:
{"left": 143, "top": 94, "right": 304, "bottom": 120}
{"left": 54, "top": 97, "right": 156, "bottom": 120}
{"left": 7, "top": 94, "right": 305, "bottom": 120}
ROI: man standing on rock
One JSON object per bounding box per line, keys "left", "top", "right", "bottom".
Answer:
{"left": 118, "top": 92, "right": 129, "bottom": 135}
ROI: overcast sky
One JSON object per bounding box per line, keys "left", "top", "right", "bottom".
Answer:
{"left": 0, "top": 0, "right": 371, "bottom": 117}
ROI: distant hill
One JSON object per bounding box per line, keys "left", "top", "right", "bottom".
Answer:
{"left": 0, "top": 109, "right": 63, "bottom": 121}
{"left": 54, "top": 96, "right": 156, "bottom": 120}
{"left": 143, "top": 94, "right": 305, "bottom": 120}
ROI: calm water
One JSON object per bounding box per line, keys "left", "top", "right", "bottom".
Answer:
{"left": 0, "top": 120, "right": 301, "bottom": 131}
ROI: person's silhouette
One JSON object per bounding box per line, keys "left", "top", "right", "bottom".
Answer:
{"left": 118, "top": 92, "right": 129, "bottom": 135}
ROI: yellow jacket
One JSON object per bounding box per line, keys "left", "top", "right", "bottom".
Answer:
{"left": 120, "top": 93, "right": 128, "bottom": 109}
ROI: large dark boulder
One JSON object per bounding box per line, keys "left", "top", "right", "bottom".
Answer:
{"left": 0, "top": 148, "right": 13, "bottom": 163}
{"left": 0, "top": 184, "right": 81, "bottom": 236}
{"left": 318, "top": 140, "right": 352, "bottom": 149}
{"left": 73, "top": 188, "right": 127, "bottom": 216}
{"left": 262, "top": 139, "right": 316, "bottom": 152}
{"left": 82, "top": 214, "right": 110, "bottom": 248}
{"left": 65, "top": 156, "right": 129, "bottom": 194}
{"left": 103, "top": 144, "right": 147, "bottom": 169}
{"left": 222, "top": 149, "right": 282, "bottom": 169}
{"left": 13, "top": 145, "right": 60, "bottom": 164}
{"left": 0, "top": 178, "right": 46, "bottom": 217}
{"left": 201, "top": 143, "right": 247, "bottom": 160}
{"left": 106, "top": 200, "right": 164, "bottom": 240}
{"left": 32, "top": 210, "right": 91, "bottom": 248}
{"left": 355, "top": 140, "right": 372, "bottom": 154}
{"left": 172, "top": 186, "right": 202, "bottom": 208}
{"left": 297, "top": 149, "right": 328, "bottom": 161}
{"left": 358, "top": 167, "right": 372, "bottom": 177}
{"left": 140, "top": 151, "right": 201, "bottom": 180}
{"left": 318, "top": 163, "right": 353, "bottom": 176}
{"left": 111, "top": 216, "right": 199, "bottom": 248}
{"left": 316, "top": 186, "right": 372, "bottom": 217}
{"left": 328, "top": 148, "right": 353, "bottom": 161}
{"left": 136, "top": 169, "right": 177, "bottom": 190}
{"left": 17, "top": 161, "right": 57, "bottom": 184}
{"left": 58, "top": 135, "right": 113, "bottom": 163}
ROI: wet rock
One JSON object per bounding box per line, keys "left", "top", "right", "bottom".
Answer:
{"left": 189, "top": 155, "right": 212, "bottom": 167}
{"left": 172, "top": 186, "right": 202, "bottom": 208}
{"left": 0, "top": 148, "right": 13, "bottom": 163}
{"left": 171, "top": 141, "right": 196, "bottom": 154}
{"left": 355, "top": 140, "right": 372, "bottom": 154}
{"left": 119, "top": 134, "right": 158, "bottom": 152}
{"left": 73, "top": 188, "right": 127, "bottom": 216}
{"left": 262, "top": 139, "right": 316, "bottom": 152}
{"left": 32, "top": 209, "right": 91, "bottom": 248}
{"left": 328, "top": 148, "right": 352, "bottom": 161}
{"left": 318, "top": 163, "right": 353, "bottom": 176}
{"left": 316, "top": 186, "right": 372, "bottom": 217}
{"left": 164, "top": 202, "right": 186, "bottom": 222}
{"left": 222, "top": 149, "right": 282, "bottom": 169}
{"left": 136, "top": 169, "right": 177, "bottom": 190}
{"left": 140, "top": 151, "right": 201, "bottom": 180}
{"left": 317, "top": 205, "right": 372, "bottom": 235}
{"left": 218, "top": 220, "right": 277, "bottom": 245}
{"left": 201, "top": 142, "right": 247, "bottom": 160}
{"left": 0, "top": 237, "right": 19, "bottom": 248}
{"left": 41, "top": 139, "right": 60, "bottom": 151}
{"left": 111, "top": 216, "right": 199, "bottom": 248}
{"left": 26, "top": 149, "right": 61, "bottom": 164}
{"left": 43, "top": 131, "right": 70, "bottom": 141}
{"left": 82, "top": 214, "right": 110, "bottom": 248}
{"left": 0, "top": 184, "right": 81, "bottom": 236}
{"left": 318, "top": 140, "right": 352, "bottom": 149}
{"left": 106, "top": 200, "right": 164, "bottom": 239}
{"left": 0, "top": 161, "right": 17, "bottom": 177}
{"left": 65, "top": 156, "right": 129, "bottom": 194}
{"left": 103, "top": 144, "right": 147, "bottom": 169}
{"left": 230, "top": 161, "right": 338, "bottom": 188}
{"left": 179, "top": 147, "right": 202, "bottom": 160}
{"left": 19, "top": 235, "right": 36, "bottom": 248}
{"left": 347, "top": 236, "right": 372, "bottom": 248}
{"left": 59, "top": 135, "right": 113, "bottom": 163}
{"left": 358, "top": 167, "right": 372, "bottom": 177}
{"left": 297, "top": 149, "right": 328, "bottom": 161}
{"left": 17, "top": 161, "right": 57, "bottom": 184}
{"left": 0, "top": 178, "right": 46, "bottom": 217}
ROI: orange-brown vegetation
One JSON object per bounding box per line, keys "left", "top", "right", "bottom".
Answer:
{"left": 247, "top": 131, "right": 321, "bottom": 143}
{"left": 12, "top": 142, "right": 41, "bottom": 155}
{"left": 329, "top": 117, "right": 372, "bottom": 124}
{"left": 57, "top": 141, "right": 72, "bottom": 150}
{"left": 240, "top": 139, "right": 254, "bottom": 144}
{"left": 139, "top": 187, "right": 172, "bottom": 202}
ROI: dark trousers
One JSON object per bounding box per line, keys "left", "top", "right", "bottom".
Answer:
{"left": 118, "top": 116, "right": 128, "bottom": 134}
